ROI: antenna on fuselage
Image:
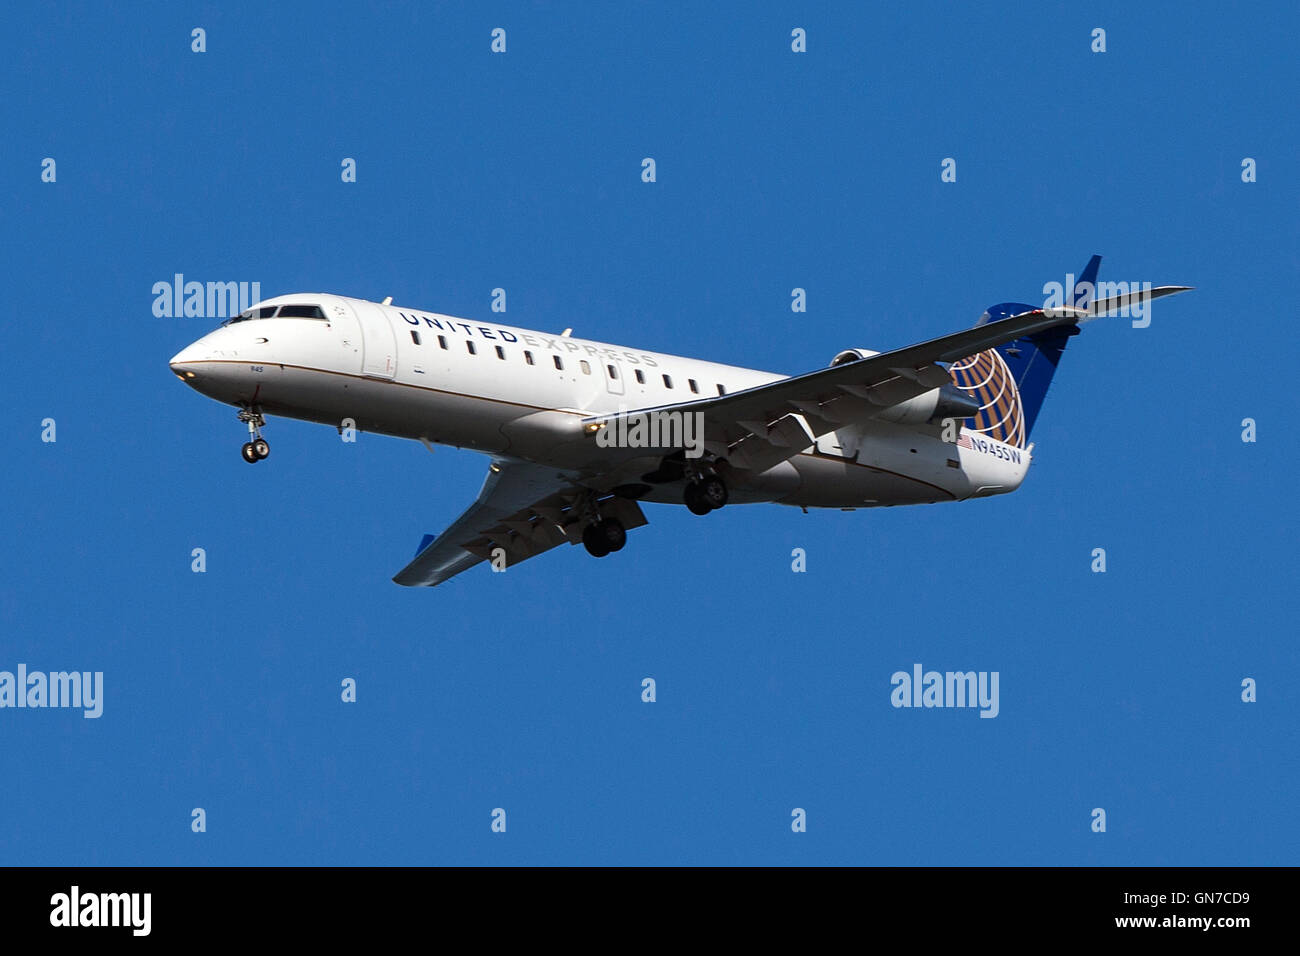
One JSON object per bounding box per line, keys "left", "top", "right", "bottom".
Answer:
{"left": 561, "top": 328, "right": 572, "bottom": 337}
{"left": 381, "top": 296, "right": 393, "bottom": 306}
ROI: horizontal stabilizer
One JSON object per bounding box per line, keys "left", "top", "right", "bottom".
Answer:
{"left": 1083, "top": 285, "right": 1193, "bottom": 320}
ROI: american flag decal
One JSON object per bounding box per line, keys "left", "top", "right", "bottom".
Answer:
{"left": 956, "top": 433, "right": 972, "bottom": 449}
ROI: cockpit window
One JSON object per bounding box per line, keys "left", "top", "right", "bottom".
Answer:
{"left": 227, "top": 305, "right": 279, "bottom": 324}
{"left": 277, "top": 304, "right": 327, "bottom": 319}
{"left": 226, "top": 303, "right": 326, "bottom": 325}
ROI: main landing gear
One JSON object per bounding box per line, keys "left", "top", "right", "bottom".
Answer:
{"left": 683, "top": 474, "right": 728, "bottom": 515}
{"left": 578, "top": 490, "right": 628, "bottom": 558}
{"left": 238, "top": 407, "right": 270, "bottom": 464}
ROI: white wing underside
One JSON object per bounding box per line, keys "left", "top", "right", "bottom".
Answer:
{"left": 392, "top": 461, "right": 646, "bottom": 587}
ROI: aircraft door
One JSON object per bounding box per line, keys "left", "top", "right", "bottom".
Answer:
{"left": 348, "top": 300, "right": 397, "bottom": 379}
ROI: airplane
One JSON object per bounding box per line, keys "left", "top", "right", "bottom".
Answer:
{"left": 168, "top": 256, "right": 1190, "bottom": 586}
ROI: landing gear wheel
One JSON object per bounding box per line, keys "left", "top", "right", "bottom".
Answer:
{"left": 684, "top": 483, "right": 712, "bottom": 515}
{"left": 582, "top": 519, "right": 625, "bottom": 557}
{"left": 583, "top": 522, "right": 611, "bottom": 558}
{"left": 238, "top": 406, "right": 268, "bottom": 465}
{"left": 685, "top": 476, "right": 727, "bottom": 514}
{"left": 600, "top": 518, "right": 627, "bottom": 553}
{"left": 700, "top": 475, "right": 728, "bottom": 509}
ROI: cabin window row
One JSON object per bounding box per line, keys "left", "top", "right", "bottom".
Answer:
{"left": 405, "top": 331, "right": 726, "bottom": 395}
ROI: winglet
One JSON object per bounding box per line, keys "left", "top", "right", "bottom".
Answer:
{"left": 414, "top": 533, "right": 437, "bottom": 558}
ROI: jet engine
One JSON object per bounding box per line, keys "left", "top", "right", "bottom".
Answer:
{"left": 827, "top": 349, "right": 980, "bottom": 425}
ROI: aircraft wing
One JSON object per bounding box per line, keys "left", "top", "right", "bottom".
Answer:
{"left": 582, "top": 295, "right": 1187, "bottom": 473}
{"left": 392, "top": 459, "right": 647, "bottom": 587}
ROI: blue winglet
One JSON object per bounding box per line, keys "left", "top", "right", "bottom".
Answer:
{"left": 415, "top": 533, "right": 437, "bottom": 558}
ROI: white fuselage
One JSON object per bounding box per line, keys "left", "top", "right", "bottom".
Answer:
{"left": 169, "top": 293, "right": 1031, "bottom": 508}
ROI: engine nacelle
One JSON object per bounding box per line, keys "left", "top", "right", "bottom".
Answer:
{"left": 828, "top": 348, "right": 880, "bottom": 366}
{"left": 827, "top": 349, "right": 979, "bottom": 425}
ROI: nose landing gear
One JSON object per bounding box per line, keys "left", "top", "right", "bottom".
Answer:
{"left": 238, "top": 407, "right": 270, "bottom": 463}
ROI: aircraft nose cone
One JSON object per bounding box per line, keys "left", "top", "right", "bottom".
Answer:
{"left": 169, "top": 342, "right": 206, "bottom": 380}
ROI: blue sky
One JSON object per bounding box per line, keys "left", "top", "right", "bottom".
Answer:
{"left": 2, "top": 1, "right": 1296, "bottom": 865}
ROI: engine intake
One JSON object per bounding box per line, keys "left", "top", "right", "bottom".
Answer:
{"left": 828, "top": 348, "right": 880, "bottom": 367}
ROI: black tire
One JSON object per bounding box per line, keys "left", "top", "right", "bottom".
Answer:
{"left": 700, "top": 475, "right": 728, "bottom": 509}
{"left": 600, "top": 518, "right": 627, "bottom": 553}
{"left": 583, "top": 523, "right": 611, "bottom": 557}
{"left": 253, "top": 438, "right": 270, "bottom": 459}
{"left": 684, "top": 482, "right": 713, "bottom": 515}
{"left": 241, "top": 442, "right": 259, "bottom": 464}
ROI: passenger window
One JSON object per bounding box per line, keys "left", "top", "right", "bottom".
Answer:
{"left": 580, "top": 360, "right": 591, "bottom": 375}
{"left": 410, "top": 330, "right": 421, "bottom": 345}
{"left": 495, "top": 345, "right": 506, "bottom": 360}
{"left": 466, "top": 341, "right": 476, "bottom": 355}
{"left": 524, "top": 351, "right": 535, "bottom": 366}
{"left": 607, "top": 365, "right": 617, "bottom": 379}
{"left": 688, "top": 379, "right": 699, "bottom": 394}
{"left": 716, "top": 384, "right": 726, "bottom": 395}
{"left": 438, "top": 335, "right": 448, "bottom": 349}
{"left": 635, "top": 369, "right": 645, "bottom": 384}
{"left": 663, "top": 374, "right": 673, "bottom": 388}
{"left": 554, "top": 355, "right": 563, "bottom": 370}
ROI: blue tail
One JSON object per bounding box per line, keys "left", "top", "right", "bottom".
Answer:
{"left": 949, "top": 255, "right": 1100, "bottom": 446}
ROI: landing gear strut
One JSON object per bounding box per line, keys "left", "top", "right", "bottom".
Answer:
{"left": 582, "top": 518, "right": 627, "bottom": 558}
{"left": 684, "top": 474, "right": 727, "bottom": 515}
{"left": 238, "top": 407, "right": 270, "bottom": 463}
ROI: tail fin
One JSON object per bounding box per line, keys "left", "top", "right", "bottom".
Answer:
{"left": 948, "top": 255, "right": 1100, "bottom": 446}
